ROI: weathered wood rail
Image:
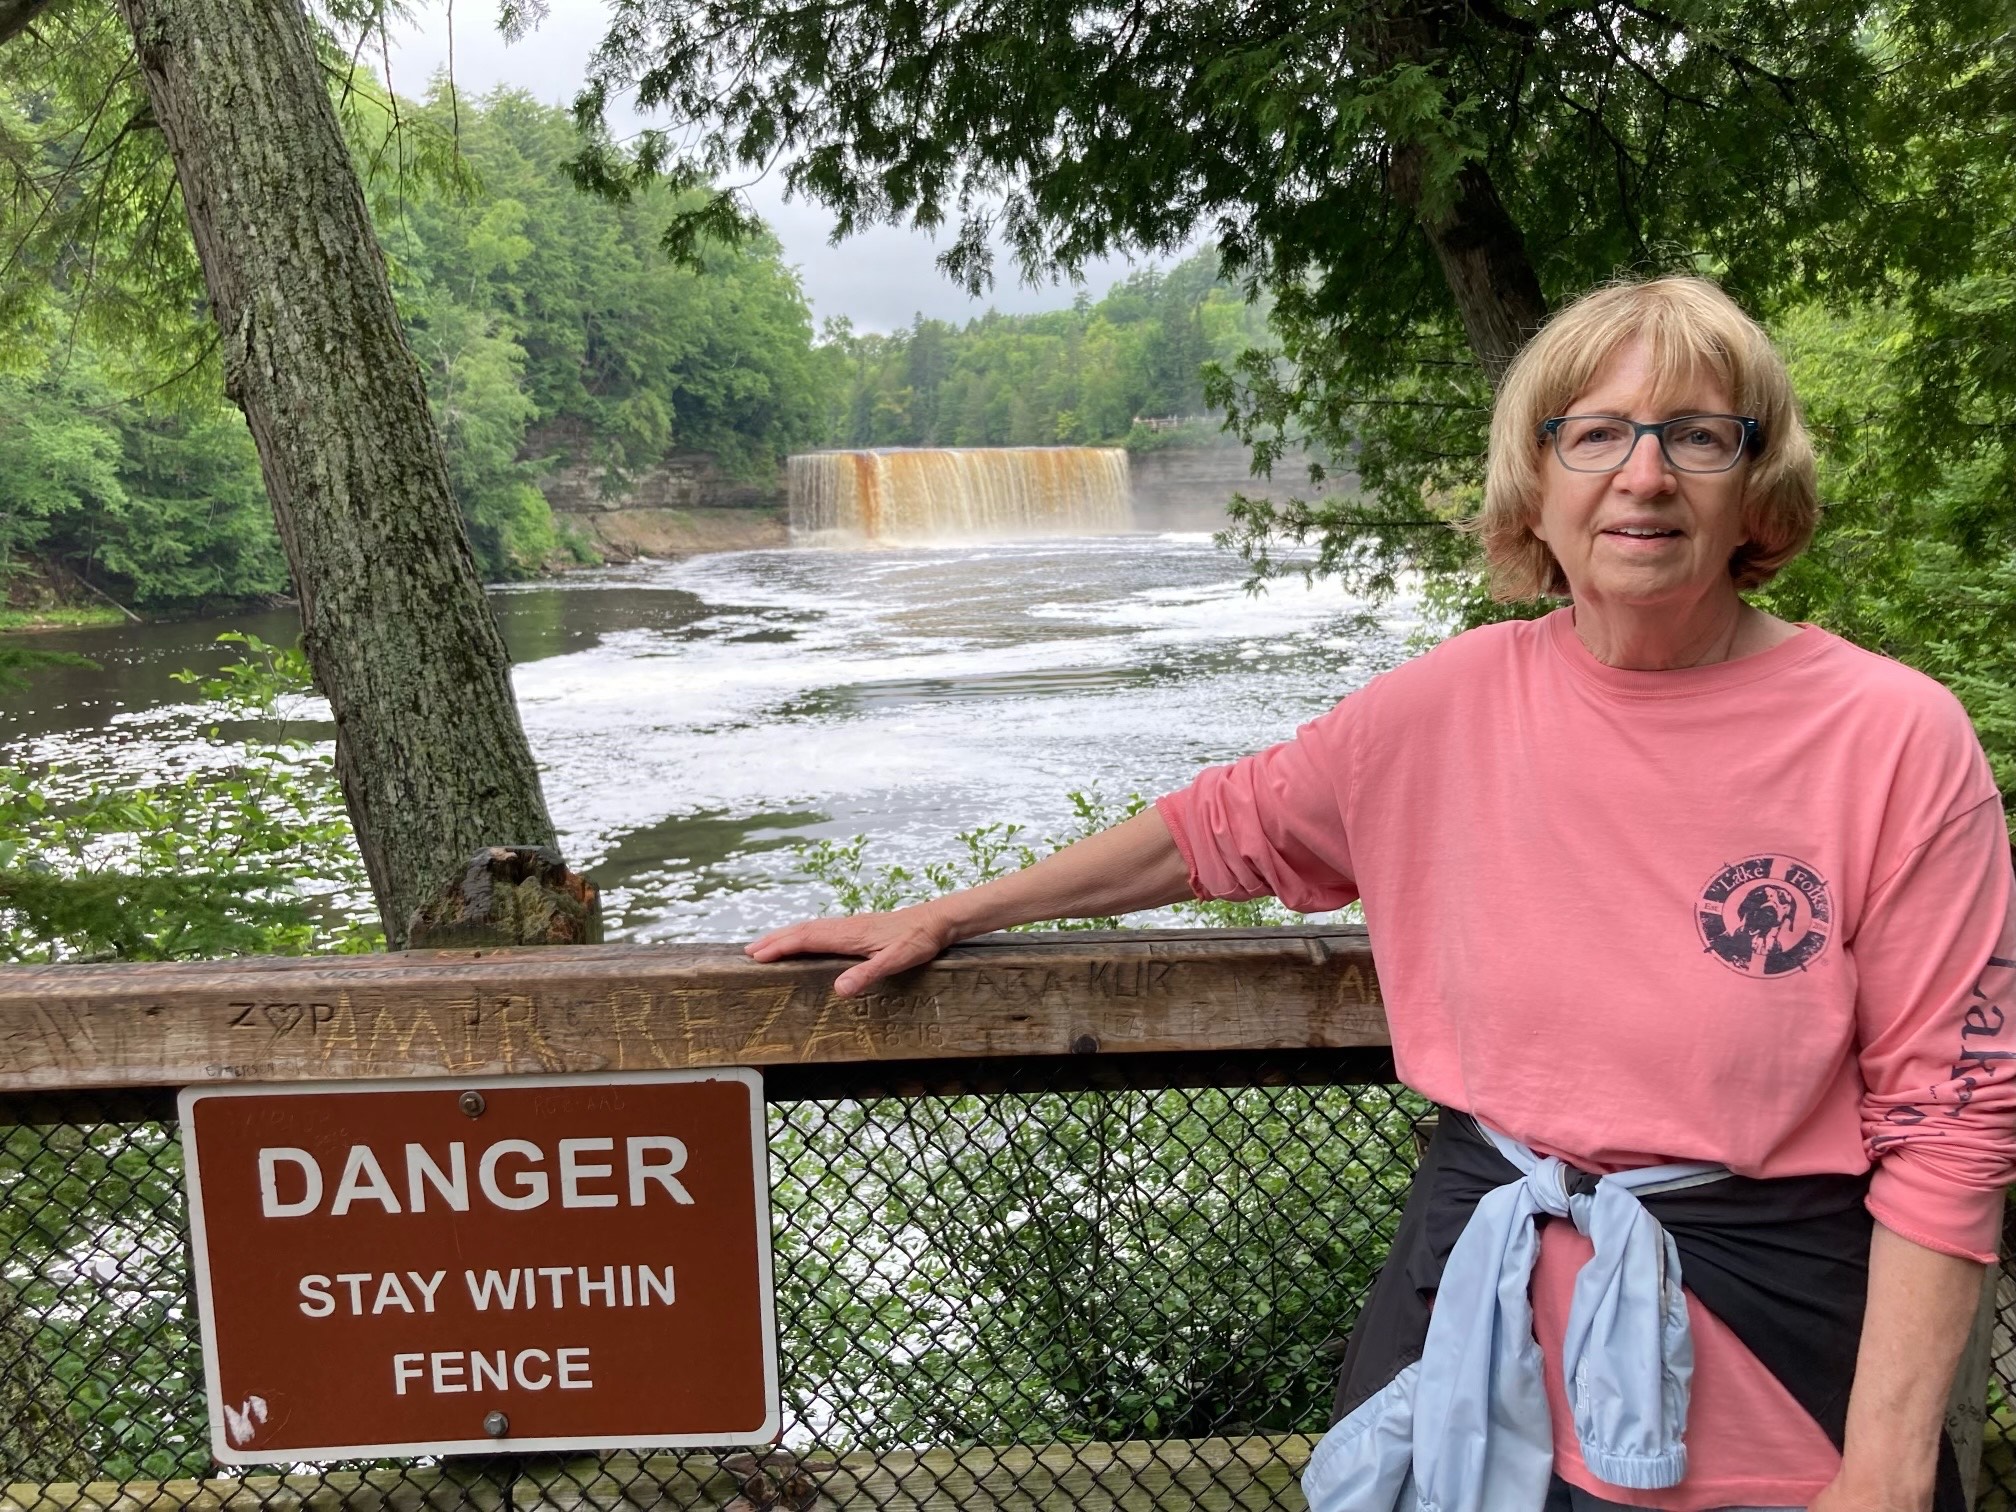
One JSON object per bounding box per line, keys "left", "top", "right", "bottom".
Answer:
{"left": 0, "top": 926, "right": 1387, "bottom": 1099}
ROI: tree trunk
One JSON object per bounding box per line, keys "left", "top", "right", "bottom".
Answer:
{"left": 110, "top": 0, "right": 560, "bottom": 946}
{"left": 1368, "top": 2, "right": 1549, "bottom": 386}
{"left": 0, "top": 0, "right": 57, "bottom": 46}
{"left": 1390, "top": 146, "right": 1549, "bottom": 388}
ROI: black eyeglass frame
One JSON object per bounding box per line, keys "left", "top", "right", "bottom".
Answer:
{"left": 1537, "top": 413, "right": 1763, "bottom": 475}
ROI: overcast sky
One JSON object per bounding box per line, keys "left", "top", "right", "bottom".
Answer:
{"left": 382, "top": 0, "right": 1166, "bottom": 332}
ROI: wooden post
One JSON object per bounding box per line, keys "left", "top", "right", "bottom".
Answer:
{"left": 1949, "top": 1255, "right": 2005, "bottom": 1508}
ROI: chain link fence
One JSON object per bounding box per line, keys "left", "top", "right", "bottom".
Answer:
{"left": 1982, "top": 1203, "right": 2016, "bottom": 1509}
{"left": 3, "top": 1060, "right": 2014, "bottom": 1510}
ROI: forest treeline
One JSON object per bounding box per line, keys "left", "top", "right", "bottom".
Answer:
{"left": 820, "top": 260, "right": 1271, "bottom": 448}
{"left": 0, "top": 81, "right": 1259, "bottom": 612}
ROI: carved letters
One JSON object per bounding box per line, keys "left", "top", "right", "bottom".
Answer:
{"left": 0, "top": 931, "right": 1387, "bottom": 1089}
{"left": 204, "top": 983, "right": 952, "bottom": 1073}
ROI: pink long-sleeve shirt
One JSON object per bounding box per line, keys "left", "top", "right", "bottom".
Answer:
{"left": 1156, "top": 607, "right": 2016, "bottom": 1508}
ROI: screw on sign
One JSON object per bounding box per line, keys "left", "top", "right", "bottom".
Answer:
{"left": 179, "top": 1069, "right": 779, "bottom": 1462}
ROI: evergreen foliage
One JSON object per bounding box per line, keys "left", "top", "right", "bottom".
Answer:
{"left": 0, "top": 4, "right": 210, "bottom": 396}
{"left": 570, "top": 0, "right": 1906, "bottom": 473}
{"left": 371, "top": 84, "right": 833, "bottom": 570}
{"left": 0, "top": 64, "right": 835, "bottom": 597}
{"left": 0, "top": 357, "right": 286, "bottom": 611}
{"left": 820, "top": 253, "right": 1269, "bottom": 447}
{"left": 2, "top": 40, "right": 1280, "bottom": 604}
{"left": 1761, "top": 300, "right": 2016, "bottom": 793}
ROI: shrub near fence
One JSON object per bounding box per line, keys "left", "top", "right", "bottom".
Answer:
{"left": 0, "top": 930, "right": 2011, "bottom": 1510}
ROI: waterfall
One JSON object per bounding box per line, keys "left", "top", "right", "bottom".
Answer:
{"left": 787, "top": 448, "right": 1132, "bottom": 540}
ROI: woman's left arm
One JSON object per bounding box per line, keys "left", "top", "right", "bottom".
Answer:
{"left": 1812, "top": 1222, "right": 1988, "bottom": 1512}
{"left": 1834, "top": 701, "right": 2016, "bottom": 1511}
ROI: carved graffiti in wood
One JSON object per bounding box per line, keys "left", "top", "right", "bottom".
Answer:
{"left": 0, "top": 929, "right": 1389, "bottom": 1091}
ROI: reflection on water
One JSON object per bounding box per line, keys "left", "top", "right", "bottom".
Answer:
{"left": 1, "top": 535, "right": 1418, "bottom": 941}
{"left": 0, "top": 608, "right": 308, "bottom": 742}
{"left": 0, "top": 587, "right": 717, "bottom": 736}
{"left": 492, "top": 584, "right": 719, "bottom": 661}
{"left": 779, "top": 663, "right": 1165, "bottom": 719}
{"left": 591, "top": 806, "right": 827, "bottom": 902}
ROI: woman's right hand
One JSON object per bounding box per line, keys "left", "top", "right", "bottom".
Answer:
{"left": 743, "top": 904, "right": 959, "bottom": 998}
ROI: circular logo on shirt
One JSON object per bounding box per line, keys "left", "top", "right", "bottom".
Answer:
{"left": 1696, "top": 856, "right": 1833, "bottom": 977}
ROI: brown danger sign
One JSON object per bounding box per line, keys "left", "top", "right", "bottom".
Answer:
{"left": 179, "top": 1069, "right": 778, "bottom": 1463}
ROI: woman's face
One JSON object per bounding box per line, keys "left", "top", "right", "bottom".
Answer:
{"left": 1529, "top": 339, "right": 1752, "bottom": 611}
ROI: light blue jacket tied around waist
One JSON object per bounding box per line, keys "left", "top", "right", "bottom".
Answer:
{"left": 1301, "top": 1121, "right": 1732, "bottom": 1512}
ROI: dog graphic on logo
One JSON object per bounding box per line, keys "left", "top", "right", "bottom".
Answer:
{"left": 1697, "top": 856, "right": 1833, "bottom": 977}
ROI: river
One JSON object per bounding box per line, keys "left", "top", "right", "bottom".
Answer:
{"left": 0, "top": 534, "right": 1419, "bottom": 941}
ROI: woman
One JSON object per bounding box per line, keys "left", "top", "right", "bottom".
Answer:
{"left": 747, "top": 278, "right": 2016, "bottom": 1512}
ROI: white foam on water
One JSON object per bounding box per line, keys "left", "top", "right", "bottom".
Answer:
{"left": 8, "top": 535, "right": 1425, "bottom": 941}
{"left": 511, "top": 537, "right": 1420, "bottom": 937}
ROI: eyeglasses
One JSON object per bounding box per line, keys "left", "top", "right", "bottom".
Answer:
{"left": 1538, "top": 414, "right": 1761, "bottom": 474}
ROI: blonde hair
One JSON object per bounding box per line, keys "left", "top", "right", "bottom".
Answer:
{"left": 1479, "top": 277, "right": 1818, "bottom": 600}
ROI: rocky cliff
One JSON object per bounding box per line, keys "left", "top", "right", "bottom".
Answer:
{"left": 527, "top": 423, "right": 786, "bottom": 561}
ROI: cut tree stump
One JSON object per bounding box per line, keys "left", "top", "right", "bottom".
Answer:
{"left": 406, "top": 846, "right": 602, "bottom": 950}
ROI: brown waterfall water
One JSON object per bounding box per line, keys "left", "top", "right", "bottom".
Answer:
{"left": 787, "top": 447, "right": 1132, "bottom": 539}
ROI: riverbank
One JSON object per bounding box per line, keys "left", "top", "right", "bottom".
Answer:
{"left": 565, "top": 505, "right": 787, "bottom": 563}
{"left": 1, "top": 558, "right": 137, "bottom": 632}
{"left": 0, "top": 605, "right": 128, "bottom": 632}
{"left": 0, "top": 511, "right": 787, "bottom": 636}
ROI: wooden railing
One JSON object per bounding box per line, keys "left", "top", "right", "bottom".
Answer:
{"left": 0, "top": 926, "right": 1386, "bottom": 1097}
{"left": 0, "top": 927, "right": 1999, "bottom": 1509}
